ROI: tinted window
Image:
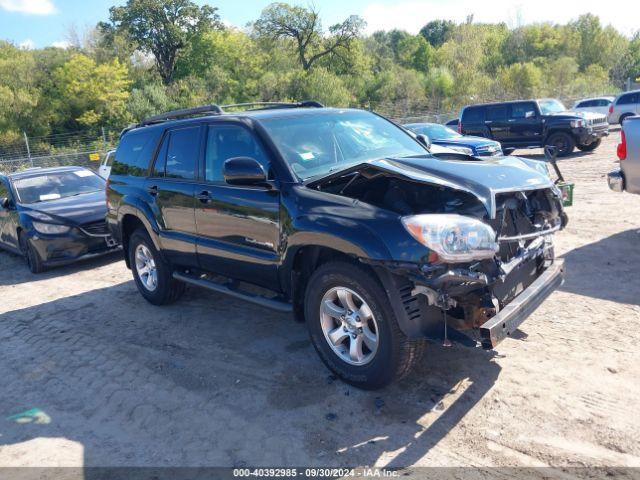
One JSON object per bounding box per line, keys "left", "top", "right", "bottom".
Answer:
{"left": 154, "top": 127, "right": 200, "bottom": 180}
{"left": 510, "top": 102, "right": 537, "bottom": 119}
{"left": 486, "top": 105, "right": 507, "bottom": 121}
{"left": 576, "top": 101, "right": 590, "bottom": 108}
{"left": 462, "top": 107, "right": 484, "bottom": 123}
{"left": 618, "top": 93, "right": 638, "bottom": 105}
{"left": 111, "top": 129, "right": 162, "bottom": 176}
{"left": 596, "top": 99, "right": 611, "bottom": 107}
{"left": 205, "top": 125, "right": 270, "bottom": 182}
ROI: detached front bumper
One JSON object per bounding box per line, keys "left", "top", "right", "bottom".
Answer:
{"left": 479, "top": 259, "right": 564, "bottom": 349}
{"left": 607, "top": 169, "right": 625, "bottom": 192}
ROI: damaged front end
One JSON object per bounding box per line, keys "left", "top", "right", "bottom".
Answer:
{"left": 309, "top": 154, "right": 567, "bottom": 349}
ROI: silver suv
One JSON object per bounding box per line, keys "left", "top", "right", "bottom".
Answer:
{"left": 608, "top": 90, "right": 640, "bottom": 125}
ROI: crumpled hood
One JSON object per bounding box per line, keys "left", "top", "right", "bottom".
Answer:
{"left": 318, "top": 155, "right": 555, "bottom": 219}
{"left": 21, "top": 190, "right": 107, "bottom": 225}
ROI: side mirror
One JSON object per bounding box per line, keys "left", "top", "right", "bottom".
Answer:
{"left": 416, "top": 134, "right": 431, "bottom": 150}
{"left": 223, "top": 157, "right": 268, "bottom": 187}
{"left": 0, "top": 197, "right": 12, "bottom": 210}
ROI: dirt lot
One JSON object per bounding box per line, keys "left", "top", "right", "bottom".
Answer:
{"left": 1, "top": 132, "right": 639, "bottom": 473}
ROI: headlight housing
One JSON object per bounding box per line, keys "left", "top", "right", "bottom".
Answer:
{"left": 401, "top": 214, "right": 498, "bottom": 263}
{"left": 32, "top": 221, "right": 71, "bottom": 235}
{"left": 570, "top": 119, "right": 586, "bottom": 128}
{"left": 449, "top": 146, "right": 474, "bottom": 155}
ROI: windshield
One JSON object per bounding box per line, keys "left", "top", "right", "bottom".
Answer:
{"left": 406, "top": 123, "right": 461, "bottom": 140}
{"left": 538, "top": 99, "right": 567, "bottom": 115}
{"left": 12, "top": 169, "right": 105, "bottom": 204}
{"left": 259, "top": 110, "right": 428, "bottom": 180}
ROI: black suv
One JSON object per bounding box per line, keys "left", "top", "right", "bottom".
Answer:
{"left": 107, "top": 102, "right": 567, "bottom": 389}
{"left": 460, "top": 98, "right": 609, "bottom": 157}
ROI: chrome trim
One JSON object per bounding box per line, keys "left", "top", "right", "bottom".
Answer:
{"left": 498, "top": 224, "right": 561, "bottom": 242}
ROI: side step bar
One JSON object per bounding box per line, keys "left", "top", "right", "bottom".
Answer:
{"left": 172, "top": 271, "right": 293, "bottom": 313}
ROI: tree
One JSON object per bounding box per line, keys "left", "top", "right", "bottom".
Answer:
{"left": 419, "top": 20, "right": 454, "bottom": 47}
{"left": 254, "top": 3, "right": 365, "bottom": 71}
{"left": 53, "top": 54, "right": 131, "bottom": 129}
{"left": 101, "top": 0, "right": 222, "bottom": 84}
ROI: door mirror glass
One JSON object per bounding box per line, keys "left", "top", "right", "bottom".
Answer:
{"left": 223, "top": 157, "right": 268, "bottom": 187}
{"left": 415, "top": 134, "right": 431, "bottom": 150}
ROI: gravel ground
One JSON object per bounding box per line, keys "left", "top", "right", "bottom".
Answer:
{"left": 1, "top": 132, "right": 639, "bottom": 473}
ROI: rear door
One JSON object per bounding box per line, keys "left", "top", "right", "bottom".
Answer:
{"left": 484, "top": 104, "right": 510, "bottom": 144}
{"left": 507, "top": 101, "right": 542, "bottom": 145}
{"left": 460, "top": 106, "right": 486, "bottom": 137}
{"left": 147, "top": 125, "right": 203, "bottom": 267}
{"left": 193, "top": 122, "right": 281, "bottom": 288}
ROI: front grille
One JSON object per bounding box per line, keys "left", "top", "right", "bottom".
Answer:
{"left": 80, "top": 220, "right": 109, "bottom": 237}
{"left": 588, "top": 116, "right": 608, "bottom": 126}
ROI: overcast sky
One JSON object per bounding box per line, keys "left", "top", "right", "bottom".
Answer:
{"left": 0, "top": 0, "right": 637, "bottom": 49}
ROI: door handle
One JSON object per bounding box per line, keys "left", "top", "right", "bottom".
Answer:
{"left": 196, "top": 190, "right": 212, "bottom": 203}
{"left": 147, "top": 185, "right": 158, "bottom": 196}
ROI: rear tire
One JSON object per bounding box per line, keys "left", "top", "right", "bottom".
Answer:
{"left": 19, "top": 232, "right": 45, "bottom": 274}
{"left": 304, "top": 261, "right": 426, "bottom": 389}
{"left": 545, "top": 132, "right": 575, "bottom": 157}
{"left": 128, "top": 228, "right": 185, "bottom": 305}
{"left": 577, "top": 139, "right": 601, "bottom": 152}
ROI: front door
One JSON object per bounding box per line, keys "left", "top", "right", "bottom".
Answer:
{"left": 147, "top": 125, "right": 202, "bottom": 267}
{"left": 0, "top": 179, "right": 19, "bottom": 250}
{"left": 194, "top": 123, "right": 281, "bottom": 289}
{"left": 484, "top": 104, "right": 510, "bottom": 144}
{"left": 507, "top": 102, "right": 543, "bottom": 146}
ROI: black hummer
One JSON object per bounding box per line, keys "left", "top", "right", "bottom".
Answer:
{"left": 460, "top": 98, "right": 609, "bottom": 157}
{"left": 107, "top": 102, "right": 567, "bottom": 389}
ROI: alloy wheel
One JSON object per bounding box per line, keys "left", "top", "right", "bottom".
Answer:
{"left": 135, "top": 244, "right": 158, "bottom": 292}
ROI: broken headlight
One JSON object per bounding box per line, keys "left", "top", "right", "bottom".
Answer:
{"left": 401, "top": 214, "right": 498, "bottom": 263}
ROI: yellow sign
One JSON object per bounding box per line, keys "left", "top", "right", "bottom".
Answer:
{"left": 89, "top": 153, "right": 100, "bottom": 161}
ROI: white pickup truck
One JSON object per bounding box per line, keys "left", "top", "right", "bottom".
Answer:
{"left": 608, "top": 116, "right": 640, "bottom": 194}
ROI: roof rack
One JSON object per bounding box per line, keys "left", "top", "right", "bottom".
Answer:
{"left": 221, "top": 101, "right": 324, "bottom": 111}
{"left": 140, "top": 104, "right": 224, "bottom": 126}
{"left": 134, "top": 100, "right": 324, "bottom": 130}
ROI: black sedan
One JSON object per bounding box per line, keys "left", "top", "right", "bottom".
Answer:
{"left": 0, "top": 166, "right": 119, "bottom": 273}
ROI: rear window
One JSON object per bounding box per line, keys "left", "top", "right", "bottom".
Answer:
{"left": 152, "top": 126, "right": 200, "bottom": 180}
{"left": 111, "top": 129, "right": 162, "bottom": 176}
{"left": 462, "top": 107, "right": 484, "bottom": 123}
{"left": 486, "top": 105, "right": 507, "bottom": 121}
{"left": 617, "top": 93, "right": 638, "bottom": 105}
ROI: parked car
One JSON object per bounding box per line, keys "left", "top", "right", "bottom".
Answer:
{"left": 107, "top": 102, "right": 567, "bottom": 389}
{"left": 460, "top": 98, "right": 609, "bottom": 157}
{"left": 572, "top": 96, "right": 615, "bottom": 116}
{"left": 608, "top": 90, "right": 640, "bottom": 125}
{"left": 608, "top": 115, "right": 640, "bottom": 194}
{"left": 404, "top": 122, "right": 503, "bottom": 156}
{"left": 98, "top": 149, "right": 115, "bottom": 179}
{"left": 0, "top": 166, "right": 119, "bottom": 273}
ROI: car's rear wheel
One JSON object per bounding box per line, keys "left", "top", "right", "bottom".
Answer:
{"left": 128, "top": 228, "right": 185, "bottom": 305}
{"left": 19, "top": 232, "right": 45, "bottom": 274}
{"left": 304, "top": 261, "right": 426, "bottom": 389}
{"left": 545, "top": 132, "right": 575, "bottom": 157}
{"left": 577, "top": 139, "right": 601, "bottom": 152}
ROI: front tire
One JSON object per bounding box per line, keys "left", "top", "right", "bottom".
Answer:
{"left": 577, "top": 139, "right": 601, "bottom": 152}
{"left": 19, "top": 232, "right": 45, "bottom": 274}
{"left": 545, "top": 132, "right": 575, "bottom": 157}
{"left": 304, "top": 261, "right": 426, "bottom": 389}
{"left": 128, "top": 228, "right": 185, "bottom": 305}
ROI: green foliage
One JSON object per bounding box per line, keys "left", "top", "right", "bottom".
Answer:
{"left": 0, "top": 3, "right": 634, "bottom": 141}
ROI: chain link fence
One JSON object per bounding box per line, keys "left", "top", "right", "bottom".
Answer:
{"left": 0, "top": 129, "right": 119, "bottom": 174}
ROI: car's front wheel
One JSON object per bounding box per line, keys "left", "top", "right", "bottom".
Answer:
{"left": 545, "top": 132, "right": 575, "bottom": 157}
{"left": 19, "top": 232, "right": 45, "bottom": 274}
{"left": 304, "top": 261, "right": 426, "bottom": 389}
{"left": 128, "top": 228, "right": 185, "bottom": 305}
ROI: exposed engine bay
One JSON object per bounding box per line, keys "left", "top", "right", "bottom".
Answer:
{"left": 310, "top": 159, "right": 568, "bottom": 347}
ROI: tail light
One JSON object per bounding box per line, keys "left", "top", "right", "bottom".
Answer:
{"left": 617, "top": 131, "right": 626, "bottom": 161}
{"left": 609, "top": 104, "right": 614, "bottom": 114}
{"left": 457, "top": 121, "right": 462, "bottom": 134}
